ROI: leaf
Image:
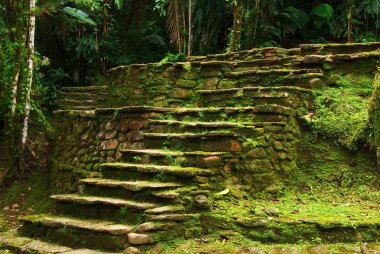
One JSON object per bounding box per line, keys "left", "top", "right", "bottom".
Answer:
{"left": 311, "top": 3, "right": 334, "bottom": 19}
{"left": 62, "top": 7, "right": 96, "bottom": 26}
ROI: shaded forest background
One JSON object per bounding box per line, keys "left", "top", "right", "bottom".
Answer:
{"left": 1, "top": 0, "right": 380, "bottom": 181}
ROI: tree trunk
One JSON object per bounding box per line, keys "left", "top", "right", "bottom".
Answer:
{"left": 347, "top": 0, "right": 353, "bottom": 43}
{"left": 20, "top": 0, "right": 36, "bottom": 171}
{"left": 188, "top": 0, "right": 192, "bottom": 57}
{"left": 174, "top": 0, "right": 182, "bottom": 53}
{"left": 229, "top": 1, "right": 243, "bottom": 52}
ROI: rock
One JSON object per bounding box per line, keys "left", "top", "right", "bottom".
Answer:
{"left": 263, "top": 207, "right": 280, "bottom": 217}
{"left": 247, "top": 148, "right": 267, "bottom": 159}
{"left": 268, "top": 247, "right": 298, "bottom": 254}
{"left": 170, "top": 88, "right": 189, "bottom": 99}
{"left": 236, "top": 218, "right": 268, "bottom": 228}
{"left": 97, "top": 131, "right": 105, "bottom": 140}
{"left": 307, "top": 78, "right": 324, "bottom": 89}
{"left": 124, "top": 247, "right": 142, "bottom": 254}
{"left": 202, "top": 156, "right": 222, "bottom": 167}
{"left": 302, "top": 246, "right": 329, "bottom": 254}
{"left": 134, "top": 222, "right": 176, "bottom": 233}
{"left": 336, "top": 246, "right": 361, "bottom": 253}
{"left": 127, "top": 130, "right": 144, "bottom": 142}
{"left": 265, "top": 185, "right": 280, "bottom": 194}
{"left": 302, "top": 55, "right": 325, "bottom": 64}
{"left": 128, "top": 233, "right": 154, "bottom": 245}
{"left": 100, "top": 139, "right": 118, "bottom": 151}
{"left": 118, "top": 142, "right": 132, "bottom": 151}
{"left": 235, "top": 246, "right": 266, "bottom": 254}
{"left": 105, "top": 130, "right": 118, "bottom": 140}
{"left": 194, "top": 195, "right": 210, "bottom": 210}
{"left": 117, "top": 132, "right": 127, "bottom": 142}
{"left": 106, "top": 156, "right": 116, "bottom": 163}
{"left": 105, "top": 121, "right": 116, "bottom": 131}
{"left": 129, "top": 120, "right": 146, "bottom": 130}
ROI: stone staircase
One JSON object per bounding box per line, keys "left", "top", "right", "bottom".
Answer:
{"left": 2, "top": 42, "right": 380, "bottom": 253}
{"left": 60, "top": 86, "right": 109, "bottom": 110}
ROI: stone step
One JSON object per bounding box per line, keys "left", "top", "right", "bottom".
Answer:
{"left": 145, "top": 205, "right": 186, "bottom": 215}
{"left": 134, "top": 221, "right": 177, "bottom": 233}
{"left": 197, "top": 86, "right": 313, "bottom": 110}
{"left": 222, "top": 69, "right": 324, "bottom": 89}
{"left": 51, "top": 194, "right": 160, "bottom": 223}
{"left": 59, "top": 105, "right": 108, "bottom": 110}
{"left": 62, "top": 86, "right": 108, "bottom": 92}
{"left": 121, "top": 149, "right": 228, "bottom": 168}
{"left": 79, "top": 178, "right": 182, "bottom": 192}
{"left": 300, "top": 41, "right": 380, "bottom": 55}
{"left": 100, "top": 163, "right": 215, "bottom": 179}
{"left": 51, "top": 194, "right": 158, "bottom": 210}
{"left": 18, "top": 215, "right": 150, "bottom": 251}
{"left": 224, "top": 68, "right": 322, "bottom": 78}
{"left": 79, "top": 178, "right": 184, "bottom": 202}
{"left": 235, "top": 56, "right": 300, "bottom": 70}
{"left": 143, "top": 132, "right": 243, "bottom": 152}
{"left": 148, "top": 119, "right": 284, "bottom": 136}
{"left": 20, "top": 215, "right": 133, "bottom": 235}
{"left": 146, "top": 213, "right": 195, "bottom": 222}
{"left": 161, "top": 105, "right": 296, "bottom": 123}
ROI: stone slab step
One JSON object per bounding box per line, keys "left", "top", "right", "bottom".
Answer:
{"left": 149, "top": 119, "right": 260, "bottom": 128}
{"left": 134, "top": 221, "right": 177, "bottom": 233}
{"left": 100, "top": 163, "right": 215, "bottom": 177}
{"left": 144, "top": 132, "right": 241, "bottom": 139}
{"left": 144, "top": 132, "right": 243, "bottom": 152}
{"left": 146, "top": 213, "right": 195, "bottom": 222}
{"left": 224, "top": 68, "right": 322, "bottom": 78}
{"left": 20, "top": 215, "right": 133, "bottom": 235}
{"left": 51, "top": 194, "right": 158, "bottom": 210}
{"left": 145, "top": 205, "right": 186, "bottom": 214}
{"left": 59, "top": 105, "right": 108, "bottom": 110}
{"left": 80, "top": 178, "right": 182, "bottom": 191}
{"left": 62, "top": 86, "right": 108, "bottom": 92}
{"left": 121, "top": 149, "right": 226, "bottom": 158}
{"left": 197, "top": 86, "right": 312, "bottom": 96}
{"left": 0, "top": 233, "right": 119, "bottom": 254}
{"left": 300, "top": 41, "right": 380, "bottom": 55}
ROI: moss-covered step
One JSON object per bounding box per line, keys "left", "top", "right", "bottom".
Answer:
{"left": 62, "top": 86, "right": 109, "bottom": 92}
{"left": 99, "top": 162, "right": 215, "bottom": 180}
{"left": 148, "top": 119, "right": 270, "bottom": 136}
{"left": 121, "top": 148, "right": 228, "bottom": 168}
{"left": 199, "top": 211, "right": 380, "bottom": 244}
{"left": 222, "top": 69, "right": 324, "bottom": 89}
{"left": 156, "top": 105, "right": 296, "bottom": 122}
{"left": 197, "top": 86, "right": 313, "bottom": 110}
{"left": 234, "top": 56, "right": 301, "bottom": 71}
{"left": 143, "top": 132, "right": 243, "bottom": 152}
{"left": 300, "top": 41, "right": 380, "bottom": 55}
{"left": 19, "top": 215, "right": 131, "bottom": 251}
{"left": 79, "top": 178, "right": 183, "bottom": 201}
{"left": 50, "top": 194, "right": 158, "bottom": 223}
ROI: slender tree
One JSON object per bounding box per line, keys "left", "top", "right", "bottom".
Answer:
{"left": 188, "top": 0, "right": 192, "bottom": 56}
{"left": 20, "top": 0, "right": 36, "bottom": 170}
{"left": 228, "top": 0, "right": 243, "bottom": 52}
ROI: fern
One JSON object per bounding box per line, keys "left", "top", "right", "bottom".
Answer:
{"left": 311, "top": 3, "right": 334, "bottom": 19}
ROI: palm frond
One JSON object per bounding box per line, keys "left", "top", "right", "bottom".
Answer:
{"left": 63, "top": 7, "right": 96, "bottom": 26}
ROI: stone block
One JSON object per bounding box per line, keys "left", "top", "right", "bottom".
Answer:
{"left": 127, "top": 130, "right": 143, "bottom": 142}
{"left": 129, "top": 120, "right": 147, "bottom": 130}
{"left": 100, "top": 139, "right": 118, "bottom": 151}
{"left": 105, "top": 130, "right": 118, "bottom": 140}
{"left": 170, "top": 88, "right": 189, "bottom": 99}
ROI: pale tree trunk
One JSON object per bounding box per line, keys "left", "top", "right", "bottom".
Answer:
{"left": 187, "top": 0, "right": 192, "bottom": 57}
{"left": 20, "top": 0, "right": 36, "bottom": 171}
